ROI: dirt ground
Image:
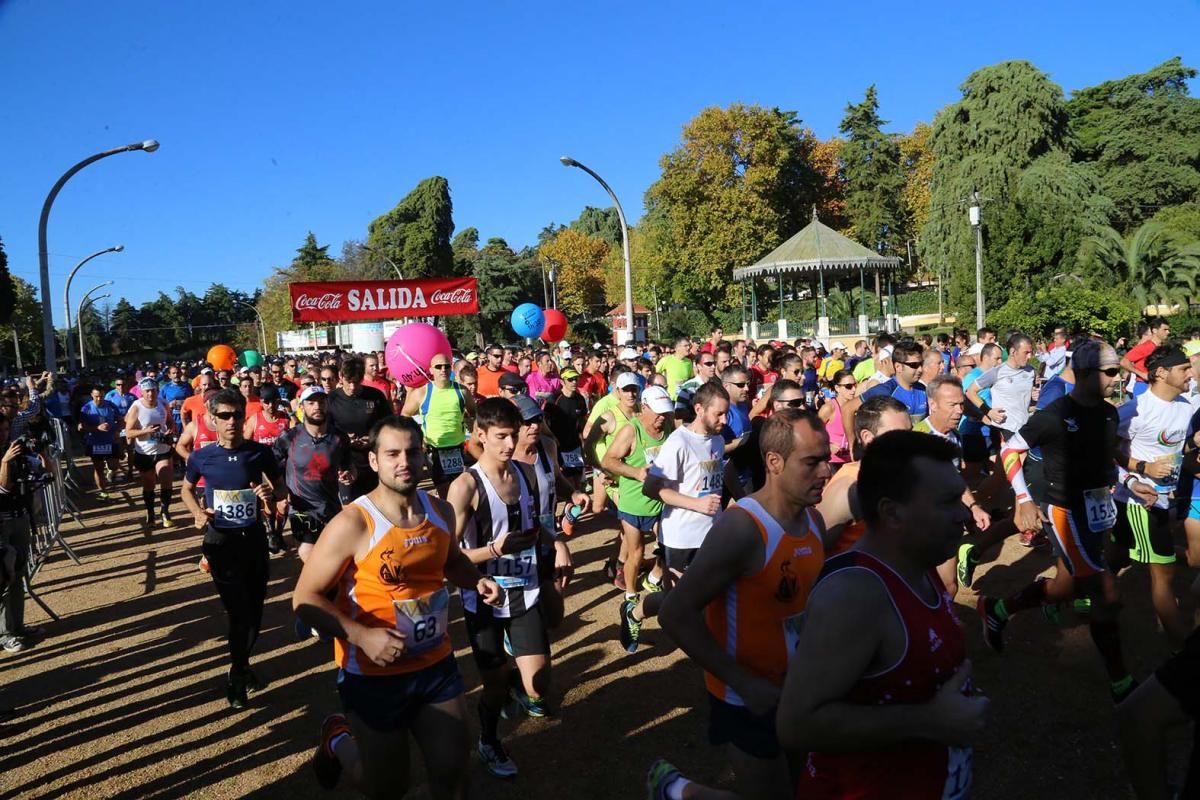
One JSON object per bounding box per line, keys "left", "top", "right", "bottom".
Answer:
{"left": 0, "top": 466, "right": 1194, "bottom": 800}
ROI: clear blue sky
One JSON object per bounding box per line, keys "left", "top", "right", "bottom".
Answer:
{"left": 3, "top": 0, "right": 1198, "bottom": 325}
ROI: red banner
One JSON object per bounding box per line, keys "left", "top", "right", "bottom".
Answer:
{"left": 289, "top": 278, "right": 479, "bottom": 322}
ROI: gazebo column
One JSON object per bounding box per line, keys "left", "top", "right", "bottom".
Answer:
{"left": 740, "top": 281, "right": 748, "bottom": 339}
{"left": 749, "top": 279, "right": 760, "bottom": 342}
{"left": 858, "top": 266, "right": 869, "bottom": 336}
{"left": 777, "top": 274, "right": 787, "bottom": 341}
{"left": 886, "top": 270, "right": 899, "bottom": 333}
{"left": 816, "top": 268, "right": 830, "bottom": 339}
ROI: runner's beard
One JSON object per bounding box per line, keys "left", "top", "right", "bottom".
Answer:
{"left": 378, "top": 468, "right": 419, "bottom": 496}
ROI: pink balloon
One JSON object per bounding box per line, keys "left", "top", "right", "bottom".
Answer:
{"left": 541, "top": 309, "right": 568, "bottom": 342}
{"left": 385, "top": 323, "right": 452, "bottom": 388}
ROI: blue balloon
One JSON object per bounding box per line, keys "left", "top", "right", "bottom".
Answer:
{"left": 511, "top": 303, "right": 546, "bottom": 338}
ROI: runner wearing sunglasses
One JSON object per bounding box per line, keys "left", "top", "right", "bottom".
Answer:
{"left": 402, "top": 352, "right": 473, "bottom": 499}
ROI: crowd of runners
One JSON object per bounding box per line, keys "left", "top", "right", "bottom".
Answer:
{"left": 3, "top": 318, "right": 1200, "bottom": 799}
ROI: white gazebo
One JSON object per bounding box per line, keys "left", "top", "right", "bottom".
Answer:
{"left": 733, "top": 208, "right": 903, "bottom": 340}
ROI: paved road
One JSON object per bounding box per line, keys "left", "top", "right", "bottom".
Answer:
{"left": 0, "top": 471, "right": 1192, "bottom": 799}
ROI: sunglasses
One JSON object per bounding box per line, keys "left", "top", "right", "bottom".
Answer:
{"left": 321, "top": 376, "right": 337, "bottom": 382}
{"left": 726, "top": 381, "right": 747, "bottom": 388}
{"left": 431, "top": 364, "right": 451, "bottom": 371}
{"left": 502, "top": 386, "right": 526, "bottom": 394}
{"left": 783, "top": 398, "right": 805, "bottom": 408}
{"left": 901, "top": 361, "right": 923, "bottom": 369}
{"left": 700, "top": 361, "right": 715, "bottom": 367}
{"left": 212, "top": 411, "right": 244, "bottom": 421}
{"left": 1101, "top": 367, "right": 1121, "bottom": 377}
{"left": 488, "top": 352, "right": 503, "bottom": 358}
{"left": 837, "top": 382, "right": 857, "bottom": 389}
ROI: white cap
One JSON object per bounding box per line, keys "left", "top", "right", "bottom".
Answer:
{"left": 966, "top": 342, "right": 984, "bottom": 356}
{"left": 878, "top": 345, "right": 894, "bottom": 359}
{"left": 641, "top": 385, "right": 674, "bottom": 414}
{"left": 615, "top": 373, "right": 641, "bottom": 391}
{"left": 593, "top": 342, "right": 603, "bottom": 350}
{"left": 558, "top": 340, "right": 571, "bottom": 350}
{"left": 299, "top": 386, "right": 326, "bottom": 402}
{"left": 813, "top": 339, "right": 827, "bottom": 350}
{"left": 831, "top": 341, "right": 847, "bottom": 352}
{"left": 619, "top": 347, "right": 639, "bottom": 361}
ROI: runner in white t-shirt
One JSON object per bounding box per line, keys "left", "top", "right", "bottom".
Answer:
{"left": 616, "top": 382, "right": 730, "bottom": 656}
{"left": 968, "top": 333, "right": 1036, "bottom": 439}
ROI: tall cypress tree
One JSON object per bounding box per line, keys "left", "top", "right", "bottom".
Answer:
{"left": 367, "top": 176, "right": 455, "bottom": 279}
{"left": 839, "top": 86, "right": 906, "bottom": 256}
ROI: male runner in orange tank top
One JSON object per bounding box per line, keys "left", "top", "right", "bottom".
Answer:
{"left": 653, "top": 408, "right": 833, "bottom": 800}
{"left": 293, "top": 416, "right": 501, "bottom": 800}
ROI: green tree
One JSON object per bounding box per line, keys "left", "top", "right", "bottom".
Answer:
{"left": 922, "top": 60, "right": 1109, "bottom": 317}
{"left": 109, "top": 298, "right": 139, "bottom": 354}
{"left": 989, "top": 283, "right": 1140, "bottom": 342}
{"left": 0, "top": 237, "right": 15, "bottom": 326}
{"left": 839, "top": 86, "right": 907, "bottom": 257}
{"left": 569, "top": 207, "right": 622, "bottom": 247}
{"left": 1150, "top": 202, "right": 1200, "bottom": 244}
{"left": 538, "top": 228, "right": 610, "bottom": 318}
{"left": 6, "top": 276, "right": 43, "bottom": 367}
{"left": 899, "top": 122, "right": 934, "bottom": 280}
{"left": 1077, "top": 221, "right": 1200, "bottom": 310}
{"left": 1068, "top": 58, "right": 1200, "bottom": 233}
{"left": 257, "top": 233, "right": 347, "bottom": 348}
{"left": 645, "top": 103, "right": 825, "bottom": 312}
{"left": 366, "top": 176, "right": 455, "bottom": 279}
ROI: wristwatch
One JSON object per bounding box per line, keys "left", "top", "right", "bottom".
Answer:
{"left": 1135, "top": 460, "right": 1146, "bottom": 475}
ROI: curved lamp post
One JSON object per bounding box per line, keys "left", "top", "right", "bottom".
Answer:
{"left": 64, "top": 245, "right": 123, "bottom": 371}
{"left": 38, "top": 139, "right": 158, "bottom": 370}
{"left": 77, "top": 281, "right": 113, "bottom": 369}
{"left": 359, "top": 243, "right": 403, "bottom": 280}
{"left": 560, "top": 156, "right": 634, "bottom": 344}
{"left": 234, "top": 299, "right": 268, "bottom": 355}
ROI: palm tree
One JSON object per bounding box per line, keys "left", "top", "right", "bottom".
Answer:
{"left": 1078, "top": 221, "right": 1200, "bottom": 311}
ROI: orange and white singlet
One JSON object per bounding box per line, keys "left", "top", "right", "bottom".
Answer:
{"left": 334, "top": 491, "right": 454, "bottom": 676}
{"left": 193, "top": 413, "right": 219, "bottom": 488}
{"left": 704, "top": 497, "right": 824, "bottom": 705}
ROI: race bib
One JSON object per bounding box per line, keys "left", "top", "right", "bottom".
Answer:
{"left": 91, "top": 442, "right": 113, "bottom": 456}
{"left": 941, "top": 746, "right": 973, "bottom": 800}
{"left": 392, "top": 587, "right": 449, "bottom": 656}
{"left": 697, "top": 465, "right": 723, "bottom": 496}
{"left": 145, "top": 432, "right": 161, "bottom": 446}
{"left": 782, "top": 612, "right": 805, "bottom": 663}
{"left": 561, "top": 448, "right": 585, "bottom": 469}
{"left": 1152, "top": 452, "right": 1183, "bottom": 493}
{"left": 1083, "top": 487, "right": 1117, "bottom": 533}
{"left": 212, "top": 488, "right": 259, "bottom": 527}
{"left": 437, "top": 448, "right": 464, "bottom": 475}
{"left": 488, "top": 546, "right": 537, "bottom": 588}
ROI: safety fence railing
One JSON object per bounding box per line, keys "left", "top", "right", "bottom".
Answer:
{"left": 20, "top": 417, "right": 85, "bottom": 621}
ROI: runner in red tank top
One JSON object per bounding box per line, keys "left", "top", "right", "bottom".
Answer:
{"left": 244, "top": 390, "right": 293, "bottom": 553}
{"left": 778, "top": 430, "right": 989, "bottom": 800}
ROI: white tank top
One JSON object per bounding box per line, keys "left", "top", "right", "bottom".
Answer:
{"left": 133, "top": 400, "right": 170, "bottom": 455}
{"left": 463, "top": 463, "right": 540, "bottom": 618}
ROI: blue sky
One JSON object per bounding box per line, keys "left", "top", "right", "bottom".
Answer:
{"left": 3, "top": 0, "right": 1198, "bottom": 325}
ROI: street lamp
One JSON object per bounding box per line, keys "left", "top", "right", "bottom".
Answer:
{"left": 560, "top": 156, "right": 634, "bottom": 345}
{"left": 234, "top": 299, "right": 268, "bottom": 355}
{"left": 37, "top": 139, "right": 158, "bottom": 371}
{"left": 64, "top": 245, "right": 123, "bottom": 372}
{"left": 360, "top": 243, "right": 404, "bottom": 280}
{"left": 77, "top": 281, "right": 113, "bottom": 369}
{"left": 969, "top": 187, "right": 984, "bottom": 330}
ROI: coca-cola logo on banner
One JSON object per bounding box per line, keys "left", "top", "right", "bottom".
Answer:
{"left": 289, "top": 278, "right": 479, "bottom": 322}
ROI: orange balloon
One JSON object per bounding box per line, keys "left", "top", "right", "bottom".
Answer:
{"left": 206, "top": 344, "right": 237, "bottom": 372}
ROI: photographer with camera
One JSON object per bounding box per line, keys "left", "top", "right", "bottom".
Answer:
{"left": 0, "top": 412, "right": 48, "bottom": 654}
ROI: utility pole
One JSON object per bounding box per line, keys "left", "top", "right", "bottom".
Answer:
{"left": 970, "top": 187, "right": 984, "bottom": 330}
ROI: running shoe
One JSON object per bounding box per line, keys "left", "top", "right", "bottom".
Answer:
{"left": 977, "top": 597, "right": 1007, "bottom": 653}
{"left": 641, "top": 573, "right": 663, "bottom": 594}
{"left": 97, "top": 491, "right": 110, "bottom": 500}
{"left": 161, "top": 513, "right": 175, "bottom": 529}
{"left": 198, "top": 555, "right": 210, "bottom": 574}
{"left": 1111, "top": 677, "right": 1139, "bottom": 704}
{"left": 646, "top": 758, "right": 683, "bottom": 800}
{"left": 1072, "top": 597, "right": 1093, "bottom": 615}
{"left": 956, "top": 543, "right": 977, "bottom": 589}
{"left": 104, "top": 468, "right": 115, "bottom": 482}
{"left": 266, "top": 531, "right": 285, "bottom": 555}
{"left": 477, "top": 738, "right": 518, "bottom": 778}
{"left": 226, "top": 671, "right": 248, "bottom": 710}
{"left": 619, "top": 598, "right": 642, "bottom": 654}
{"left": 1040, "top": 602, "right": 1062, "bottom": 626}
{"left": 508, "top": 685, "right": 547, "bottom": 718}
{"left": 313, "top": 713, "right": 350, "bottom": 789}
{"left": 0, "top": 635, "right": 26, "bottom": 653}
{"left": 244, "top": 669, "right": 265, "bottom": 693}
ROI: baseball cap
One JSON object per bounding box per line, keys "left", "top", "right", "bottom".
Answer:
{"left": 878, "top": 345, "right": 894, "bottom": 359}
{"left": 813, "top": 339, "right": 827, "bottom": 350}
{"left": 258, "top": 385, "right": 280, "bottom": 405}
{"left": 299, "top": 386, "right": 326, "bottom": 402}
{"left": 200, "top": 367, "right": 214, "bottom": 375}
{"left": 137, "top": 377, "right": 157, "bottom": 391}
{"left": 831, "top": 341, "right": 847, "bottom": 352}
{"left": 641, "top": 385, "right": 674, "bottom": 414}
{"left": 560, "top": 368, "right": 579, "bottom": 380}
{"left": 558, "top": 340, "right": 571, "bottom": 351}
{"left": 499, "top": 372, "right": 527, "bottom": 392}
{"left": 615, "top": 373, "right": 641, "bottom": 391}
{"left": 465, "top": 351, "right": 479, "bottom": 361}
{"left": 513, "top": 395, "right": 543, "bottom": 421}
{"left": 619, "top": 347, "right": 639, "bottom": 361}
{"left": 1071, "top": 340, "right": 1120, "bottom": 371}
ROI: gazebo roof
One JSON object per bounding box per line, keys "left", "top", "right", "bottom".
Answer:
{"left": 732, "top": 208, "right": 902, "bottom": 280}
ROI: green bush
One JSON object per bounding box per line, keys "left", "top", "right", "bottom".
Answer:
{"left": 988, "top": 283, "right": 1140, "bottom": 341}
{"left": 894, "top": 289, "right": 939, "bottom": 315}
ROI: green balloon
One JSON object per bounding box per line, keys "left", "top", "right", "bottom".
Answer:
{"left": 242, "top": 349, "right": 262, "bottom": 367}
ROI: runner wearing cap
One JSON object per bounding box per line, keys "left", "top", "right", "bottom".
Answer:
{"left": 656, "top": 337, "right": 694, "bottom": 400}
{"left": 496, "top": 370, "right": 528, "bottom": 403}
{"left": 622, "top": 382, "right": 729, "bottom": 651}
{"left": 978, "top": 340, "right": 1139, "bottom": 702}
{"left": 602, "top": 385, "right": 674, "bottom": 637}
{"left": 545, "top": 368, "right": 589, "bottom": 488}
{"left": 583, "top": 370, "right": 641, "bottom": 512}
{"left": 402, "top": 350, "right": 473, "bottom": 499}
{"left": 125, "top": 377, "right": 177, "bottom": 530}
{"left": 274, "top": 385, "right": 354, "bottom": 564}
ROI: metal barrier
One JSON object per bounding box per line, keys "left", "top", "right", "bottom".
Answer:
{"left": 20, "top": 418, "right": 86, "bottom": 621}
